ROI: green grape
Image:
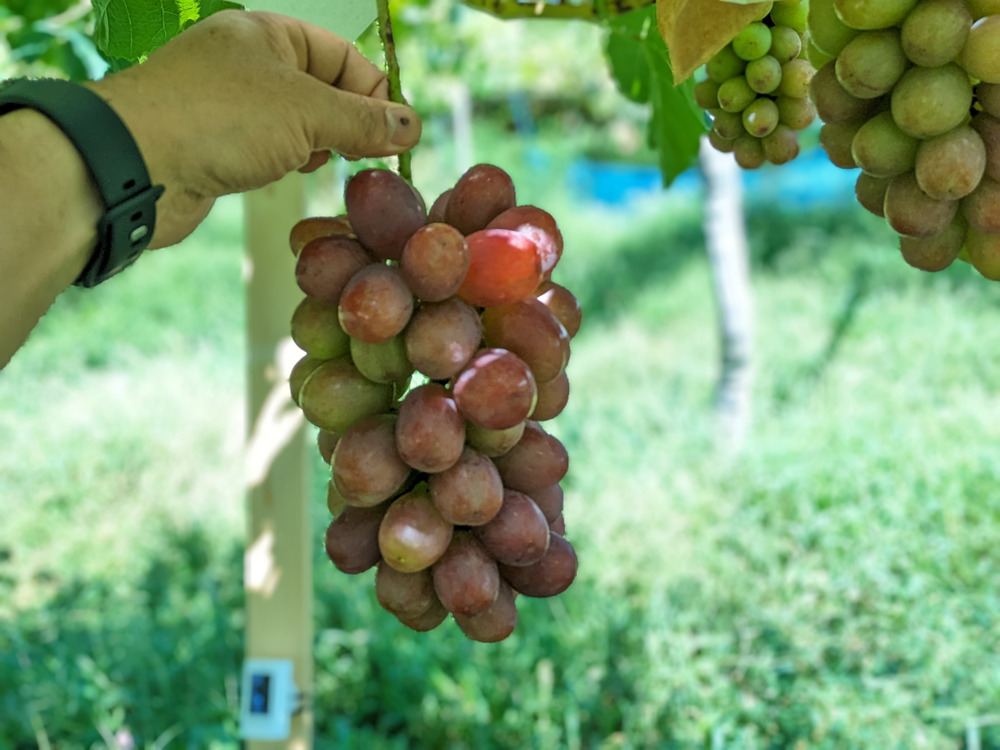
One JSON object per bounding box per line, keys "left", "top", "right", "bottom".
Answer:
{"left": 769, "top": 24, "right": 803, "bottom": 64}
{"left": 890, "top": 63, "right": 973, "bottom": 138}
{"left": 834, "top": 0, "right": 918, "bottom": 30}
{"left": 966, "top": 0, "right": 1000, "bottom": 18}
{"left": 745, "top": 55, "right": 783, "bottom": 94}
{"left": 298, "top": 356, "right": 393, "bottom": 433}
{"left": 965, "top": 227, "right": 1000, "bottom": 281}
{"left": 810, "top": 60, "right": 886, "bottom": 124}
{"left": 778, "top": 59, "right": 816, "bottom": 98}
{"left": 769, "top": 0, "right": 808, "bottom": 33}
{"left": 809, "top": 0, "right": 860, "bottom": 56}
{"left": 742, "top": 97, "right": 780, "bottom": 137}
{"left": 290, "top": 296, "right": 351, "bottom": 360}
{"left": 914, "top": 125, "right": 987, "bottom": 200}
{"left": 694, "top": 78, "right": 722, "bottom": 109}
{"left": 835, "top": 29, "right": 910, "bottom": 99}
{"left": 899, "top": 214, "right": 967, "bottom": 271}
{"left": 959, "top": 16, "right": 1000, "bottom": 84}
{"left": 762, "top": 124, "right": 801, "bottom": 164}
{"left": 819, "top": 122, "right": 862, "bottom": 169}
{"left": 708, "top": 126, "right": 737, "bottom": 154}
{"left": 884, "top": 171, "right": 959, "bottom": 238}
{"left": 776, "top": 95, "right": 817, "bottom": 130}
{"left": 706, "top": 44, "right": 747, "bottom": 83}
{"left": 851, "top": 111, "right": 919, "bottom": 178}
{"left": 960, "top": 176, "right": 1000, "bottom": 233}
{"left": 900, "top": 0, "right": 972, "bottom": 67}
{"left": 964, "top": 227, "right": 1000, "bottom": 280}
{"left": 807, "top": 38, "right": 837, "bottom": 68}
{"left": 977, "top": 82, "right": 1000, "bottom": 118}
{"left": 855, "top": 172, "right": 891, "bottom": 217}
{"left": 734, "top": 133, "right": 767, "bottom": 169}
{"left": 970, "top": 112, "right": 1000, "bottom": 181}
{"left": 717, "top": 75, "right": 757, "bottom": 112}
{"left": 732, "top": 22, "right": 773, "bottom": 61}
{"left": 349, "top": 334, "right": 413, "bottom": 384}
{"left": 712, "top": 109, "right": 747, "bottom": 139}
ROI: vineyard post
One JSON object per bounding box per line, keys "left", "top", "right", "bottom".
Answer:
{"left": 244, "top": 172, "right": 314, "bottom": 749}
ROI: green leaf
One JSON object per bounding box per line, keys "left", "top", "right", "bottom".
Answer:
{"left": 92, "top": 0, "right": 243, "bottom": 65}
{"left": 605, "top": 6, "right": 705, "bottom": 186}
{"left": 92, "top": 0, "right": 180, "bottom": 62}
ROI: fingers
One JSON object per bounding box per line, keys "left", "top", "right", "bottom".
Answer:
{"left": 267, "top": 12, "right": 390, "bottom": 98}
{"left": 295, "top": 75, "right": 422, "bottom": 159}
{"left": 261, "top": 12, "right": 421, "bottom": 157}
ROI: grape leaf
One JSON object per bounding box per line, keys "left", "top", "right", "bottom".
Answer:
{"left": 606, "top": 7, "right": 705, "bottom": 186}
{"left": 91, "top": 0, "right": 242, "bottom": 64}
{"left": 655, "top": 0, "right": 770, "bottom": 83}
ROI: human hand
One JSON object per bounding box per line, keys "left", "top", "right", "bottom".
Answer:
{"left": 87, "top": 10, "right": 421, "bottom": 248}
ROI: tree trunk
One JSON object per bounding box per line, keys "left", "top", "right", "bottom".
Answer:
{"left": 699, "top": 136, "right": 754, "bottom": 451}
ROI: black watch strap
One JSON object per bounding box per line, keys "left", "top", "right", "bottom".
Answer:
{"left": 0, "top": 78, "right": 165, "bottom": 287}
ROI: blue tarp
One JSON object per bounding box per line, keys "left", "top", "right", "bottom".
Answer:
{"left": 568, "top": 146, "right": 860, "bottom": 209}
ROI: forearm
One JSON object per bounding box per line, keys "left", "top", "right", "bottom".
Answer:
{"left": 0, "top": 108, "right": 103, "bottom": 369}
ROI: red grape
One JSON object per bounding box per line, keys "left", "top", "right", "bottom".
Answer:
{"left": 289, "top": 215, "right": 353, "bottom": 256}
{"left": 473, "top": 489, "right": 551, "bottom": 567}
{"left": 400, "top": 223, "right": 471, "bottom": 302}
{"left": 338, "top": 263, "right": 414, "bottom": 343}
{"left": 431, "top": 531, "right": 500, "bottom": 616}
{"left": 452, "top": 348, "right": 538, "bottom": 431}
{"left": 375, "top": 561, "right": 437, "bottom": 618}
{"left": 457, "top": 229, "right": 543, "bottom": 308}
{"left": 531, "top": 369, "right": 570, "bottom": 421}
{"left": 453, "top": 580, "right": 518, "bottom": 643}
{"left": 481, "top": 298, "right": 570, "bottom": 384}
{"left": 499, "top": 530, "right": 577, "bottom": 598}
{"left": 395, "top": 383, "right": 466, "bottom": 472}
{"left": 378, "top": 486, "right": 453, "bottom": 573}
{"left": 444, "top": 163, "right": 516, "bottom": 234}
{"left": 404, "top": 297, "right": 483, "bottom": 380}
{"left": 294, "top": 235, "right": 372, "bottom": 305}
{"left": 427, "top": 446, "right": 504, "bottom": 526}
{"left": 331, "top": 414, "right": 413, "bottom": 507}
{"left": 534, "top": 280, "right": 583, "bottom": 338}
{"left": 487, "top": 204, "right": 563, "bottom": 275}
{"left": 325, "top": 501, "right": 390, "bottom": 574}
{"left": 491, "top": 420, "right": 569, "bottom": 492}
{"left": 344, "top": 168, "right": 426, "bottom": 261}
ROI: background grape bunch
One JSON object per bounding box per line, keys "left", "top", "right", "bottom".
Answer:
{"left": 286, "top": 164, "right": 581, "bottom": 643}
{"left": 808, "top": 0, "right": 1000, "bottom": 279}
{"left": 695, "top": 0, "right": 817, "bottom": 168}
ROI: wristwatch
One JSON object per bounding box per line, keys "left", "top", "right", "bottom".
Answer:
{"left": 0, "top": 77, "right": 165, "bottom": 287}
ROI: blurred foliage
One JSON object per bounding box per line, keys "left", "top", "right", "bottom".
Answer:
{"left": 0, "top": 1, "right": 106, "bottom": 80}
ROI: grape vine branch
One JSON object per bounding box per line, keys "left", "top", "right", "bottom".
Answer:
{"left": 375, "top": 0, "right": 413, "bottom": 183}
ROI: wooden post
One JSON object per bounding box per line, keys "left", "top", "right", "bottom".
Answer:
{"left": 243, "top": 172, "right": 314, "bottom": 749}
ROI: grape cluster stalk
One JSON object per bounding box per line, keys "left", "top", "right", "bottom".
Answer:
{"left": 696, "top": 0, "right": 817, "bottom": 168}
{"left": 287, "top": 164, "right": 581, "bottom": 642}
{"left": 808, "top": 0, "right": 1000, "bottom": 279}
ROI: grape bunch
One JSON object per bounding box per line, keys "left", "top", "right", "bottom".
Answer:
{"left": 809, "top": 0, "right": 1000, "bottom": 279}
{"left": 287, "top": 164, "right": 581, "bottom": 643}
{"left": 695, "top": 0, "right": 817, "bottom": 168}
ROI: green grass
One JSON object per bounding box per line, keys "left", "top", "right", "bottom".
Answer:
{"left": 3, "top": 132, "right": 1000, "bottom": 748}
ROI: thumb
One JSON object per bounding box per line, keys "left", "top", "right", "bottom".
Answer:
{"left": 305, "top": 85, "right": 422, "bottom": 159}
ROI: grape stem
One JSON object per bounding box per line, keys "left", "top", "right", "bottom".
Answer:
{"left": 376, "top": 0, "right": 412, "bottom": 183}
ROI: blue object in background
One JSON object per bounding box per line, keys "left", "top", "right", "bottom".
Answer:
{"left": 568, "top": 147, "right": 860, "bottom": 210}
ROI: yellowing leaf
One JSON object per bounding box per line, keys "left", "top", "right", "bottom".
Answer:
{"left": 655, "top": 0, "right": 772, "bottom": 84}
